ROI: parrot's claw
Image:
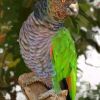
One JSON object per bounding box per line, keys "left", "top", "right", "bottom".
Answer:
{"left": 38, "top": 89, "right": 56, "bottom": 100}
{"left": 38, "top": 89, "right": 68, "bottom": 100}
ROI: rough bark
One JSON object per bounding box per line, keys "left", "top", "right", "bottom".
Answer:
{"left": 18, "top": 72, "right": 67, "bottom": 100}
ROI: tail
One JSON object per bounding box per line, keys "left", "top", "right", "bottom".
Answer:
{"left": 66, "top": 69, "right": 76, "bottom": 100}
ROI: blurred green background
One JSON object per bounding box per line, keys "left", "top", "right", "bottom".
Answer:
{"left": 0, "top": 0, "right": 100, "bottom": 99}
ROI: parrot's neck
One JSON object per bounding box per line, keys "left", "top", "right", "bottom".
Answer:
{"left": 34, "top": 0, "right": 64, "bottom": 30}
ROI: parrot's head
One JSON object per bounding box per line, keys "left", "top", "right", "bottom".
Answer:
{"left": 48, "top": 0, "right": 79, "bottom": 21}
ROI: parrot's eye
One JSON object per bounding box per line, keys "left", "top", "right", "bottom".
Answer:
{"left": 61, "top": 0, "right": 66, "bottom": 3}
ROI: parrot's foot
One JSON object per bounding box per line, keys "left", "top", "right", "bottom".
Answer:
{"left": 38, "top": 89, "right": 68, "bottom": 100}
{"left": 38, "top": 89, "right": 56, "bottom": 100}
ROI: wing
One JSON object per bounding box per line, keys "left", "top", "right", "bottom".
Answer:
{"left": 51, "top": 27, "right": 77, "bottom": 100}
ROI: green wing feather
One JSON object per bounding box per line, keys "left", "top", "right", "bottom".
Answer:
{"left": 51, "top": 27, "right": 77, "bottom": 100}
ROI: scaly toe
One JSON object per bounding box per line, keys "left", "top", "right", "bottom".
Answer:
{"left": 38, "top": 89, "right": 57, "bottom": 100}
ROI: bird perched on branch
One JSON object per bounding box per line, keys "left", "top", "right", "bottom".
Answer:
{"left": 19, "top": 0, "right": 78, "bottom": 100}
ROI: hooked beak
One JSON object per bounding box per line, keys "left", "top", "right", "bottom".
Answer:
{"left": 67, "top": 2, "right": 79, "bottom": 16}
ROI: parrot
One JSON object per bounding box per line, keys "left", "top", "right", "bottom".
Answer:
{"left": 19, "top": 0, "right": 78, "bottom": 100}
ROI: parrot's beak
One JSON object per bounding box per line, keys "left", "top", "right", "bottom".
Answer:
{"left": 67, "top": 2, "right": 79, "bottom": 16}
